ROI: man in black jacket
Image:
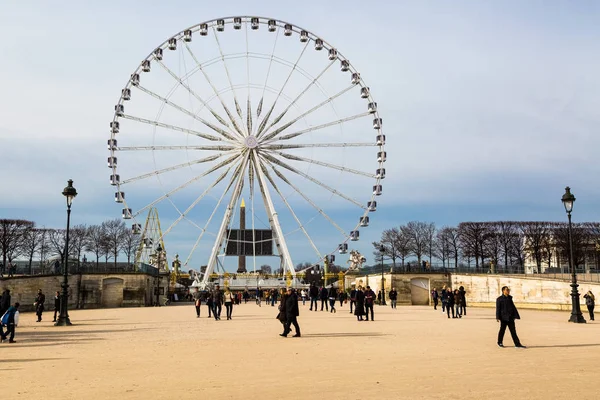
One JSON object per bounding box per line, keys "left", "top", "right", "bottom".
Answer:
{"left": 319, "top": 286, "right": 329, "bottom": 311}
{"left": 0, "top": 289, "right": 11, "bottom": 316}
{"left": 349, "top": 286, "right": 357, "bottom": 314}
{"left": 281, "top": 288, "right": 300, "bottom": 337}
{"left": 389, "top": 288, "right": 398, "bottom": 309}
{"left": 496, "top": 286, "right": 526, "bottom": 348}
{"left": 34, "top": 289, "right": 46, "bottom": 322}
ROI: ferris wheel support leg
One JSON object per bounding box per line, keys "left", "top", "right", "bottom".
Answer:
{"left": 202, "top": 154, "right": 249, "bottom": 286}
{"left": 252, "top": 152, "right": 295, "bottom": 278}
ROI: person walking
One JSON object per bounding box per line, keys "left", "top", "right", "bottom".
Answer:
{"left": 224, "top": 288, "right": 234, "bottom": 320}
{"left": 459, "top": 286, "right": 467, "bottom": 316}
{"left": 319, "top": 286, "right": 329, "bottom": 311}
{"left": 446, "top": 287, "right": 455, "bottom": 319}
{"left": 53, "top": 291, "right": 61, "bottom": 322}
{"left": 496, "top": 286, "right": 526, "bottom": 348}
{"left": 34, "top": 289, "right": 46, "bottom": 322}
{"left": 583, "top": 290, "right": 595, "bottom": 321}
{"left": 206, "top": 292, "right": 213, "bottom": 318}
{"left": 338, "top": 290, "right": 346, "bottom": 308}
{"left": 192, "top": 288, "right": 202, "bottom": 318}
{"left": 349, "top": 286, "right": 357, "bottom": 314}
{"left": 309, "top": 284, "right": 319, "bottom": 311}
{"left": 354, "top": 286, "right": 366, "bottom": 321}
{"left": 301, "top": 289, "right": 307, "bottom": 305}
{"left": 0, "top": 302, "right": 20, "bottom": 343}
{"left": 431, "top": 288, "right": 439, "bottom": 310}
{"left": 328, "top": 286, "right": 337, "bottom": 313}
{"left": 212, "top": 285, "right": 223, "bottom": 320}
{"left": 389, "top": 287, "right": 398, "bottom": 309}
{"left": 256, "top": 287, "right": 263, "bottom": 307}
{"left": 281, "top": 288, "right": 301, "bottom": 337}
{"left": 0, "top": 289, "right": 11, "bottom": 316}
{"left": 364, "top": 286, "right": 375, "bottom": 321}
{"left": 243, "top": 289, "right": 249, "bottom": 304}
{"left": 454, "top": 289, "right": 463, "bottom": 318}
{"left": 377, "top": 290, "right": 382, "bottom": 305}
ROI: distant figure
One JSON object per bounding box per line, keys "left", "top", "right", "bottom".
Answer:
{"left": 584, "top": 290, "right": 595, "bottom": 321}
{"left": 53, "top": 291, "right": 61, "bottom": 322}
{"left": 440, "top": 284, "right": 448, "bottom": 313}
{"left": 389, "top": 287, "right": 398, "bottom": 309}
{"left": 0, "top": 262, "right": 4, "bottom": 277}
{"left": 224, "top": 288, "right": 234, "bottom": 320}
{"left": 377, "top": 290, "right": 382, "bottom": 305}
{"left": 54, "top": 260, "right": 60, "bottom": 275}
{"left": 354, "top": 286, "right": 365, "bottom": 321}
{"left": 459, "top": 286, "right": 467, "bottom": 316}
{"left": 300, "top": 289, "right": 307, "bottom": 305}
{"left": 422, "top": 260, "right": 427, "bottom": 271}
{"left": 34, "top": 289, "right": 46, "bottom": 322}
{"left": 8, "top": 262, "right": 14, "bottom": 278}
{"left": 206, "top": 292, "right": 213, "bottom": 318}
{"left": 338, "top": 290, "right": 347, "bottom": 308}
{"left": 453, "top": 289, "right": 463, "bottom": 318}
{"left": 309, "top": 285, "right": 319, "bottom": 311}
{"left": 212, "top": 285, "right": 223, "bottom": 321}
{"left": 496, "top": 286, "right": 526, "bottom": 348}
{"left": 328, "top": 286, "right": 337, "bottom": 313}
{"left": 1, "top": 302, "right": 20, "bottom": 343}
{"left": 319, "top": 287, "right": 329, "bottom": 311}
{"left": 193, "top": 288, "right": 202, "bottom": 318}
{"left": 407, "top": 262, "right": 411, "bottom": 273}
{"left": 446, "top": 287, "right": 455, "bottom": 319}
{"left": 349, "top": 286, "right": 357, "bottom": 314}
{"left": 431, "top": 288, "right": 439, "bottom": 310}
{"left": 256, "top": 287, "right": 263, "bottom": 307}
{"left": 364, "top": 286, "right": 376, "bottom": 321}
{"left": 243, "top": 289, "right": 250, "bottom": 304}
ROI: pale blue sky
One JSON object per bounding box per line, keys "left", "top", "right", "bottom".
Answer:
{"left": 0, "top": 1, "right": 598, "bottom": 269}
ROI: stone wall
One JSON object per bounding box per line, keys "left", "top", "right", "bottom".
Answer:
{"left": 451, "top": 274, "right": 600, "bottom": 310}
{"left": 0, "top": 273, "right": 168, "bottom": 312}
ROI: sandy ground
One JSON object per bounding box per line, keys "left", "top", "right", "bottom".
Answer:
{"left": 1, "top": 300, "right": 599, "bottom": 400}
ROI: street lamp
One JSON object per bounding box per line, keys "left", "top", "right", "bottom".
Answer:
{"left": 55, "top": 179, "right": 77, "bottom": 326}
{"left": 155, "top": 244, "right": 162, "bottom": 307}
{"left": 380, "top": 244, "right": 386, "bottom": 306}
{"left": 562, "top": 186, "right": 585, "bottom": 323}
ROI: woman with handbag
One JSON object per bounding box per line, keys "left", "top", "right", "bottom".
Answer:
{"left": 583, "top": 290, "right": 595, "bottom": 321}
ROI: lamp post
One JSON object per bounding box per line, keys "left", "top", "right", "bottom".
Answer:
{"left": 55, "top": 179, "right": 77, "bottom": 326}
{"left": 562, "top": 186, "right": 585, "bottom": 323}
{"left": 380, "top": 244, "right": 386, "bottom": 306}
{"left": 155, "top": 244, "right": 162, "bottom": 307}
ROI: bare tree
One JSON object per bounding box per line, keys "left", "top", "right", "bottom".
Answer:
{"left": 0, "top": 219, "right": 34, "bottom": 268}
{"left": 102, "top": 219, "right": 126, "bottom": 267}
{"left": 521, "top": 222, "right": 555, "bottom": 273}
{"left": 458, "top": 222, "right": 490, "bottom": 269}
{"left": 21, "top": 226, "right": 41, "bottom": 273}
{"left": 497, "top": 221, "right": 518, "bottom": 269}
{"left": 423, "top": 222, "right": 437, "bottom": 265}
{"left": 37, "top": 228, "right": 50, "bottom": 274}
{"left": 553, "top": 222, "right": 591, "bottom": 270}
{"left": 440, "top": 226, "right": 460, "bottom": 268}
{"left": 70, "top": 224, "right": 88, "bottom": 271}
{"left": 47, "top": 228, "right": 77, "bottom": 264}
{"left": 402, "top": 221, "right": 429, "bottom": 264}
{"left": 377, "top": 228, "right": 402, "bottom": 268}
{"left": 121, "top": 229, "right": 140, "bottom": 266}
{"left": 260, "top": 264, "right": 272, "bottom": 274}
{"left": 435, "top": 228, "right": 452, "bottom": 268}
{"left": 85, "top": 225, "right": 105, "bottom": 265}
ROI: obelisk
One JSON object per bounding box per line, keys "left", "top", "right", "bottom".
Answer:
{"left": 237, "top": 198, "right": 247, "bottom": 273}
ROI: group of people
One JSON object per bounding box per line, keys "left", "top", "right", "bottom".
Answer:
{"left": 348, "top": 285, "right": 376, "bottom": 321}
{"left": 431, "top": 285, "right": 467, "bottom": 319}
{"left": 0, "top": 262, "right": 17, "bottom": 278}
{"left": 192, "top": 285, "right": 237, "bottom": 320}
{"left": 0, "top": 288, "right": 61, "bottom": 343}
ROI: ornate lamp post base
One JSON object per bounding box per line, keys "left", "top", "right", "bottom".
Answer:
{"left": 54, "top": 316, "right": 72, "bottom": 326}
{"left": 568, "top": 283, "right": 586, "bottom": 324}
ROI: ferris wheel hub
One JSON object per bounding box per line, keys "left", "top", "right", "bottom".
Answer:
{"left": 244, "top": 135, "right": 259, "bottom": 149}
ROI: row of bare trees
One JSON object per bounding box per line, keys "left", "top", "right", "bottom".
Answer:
{"left": 0, "top": 218, "right": 140, "bottom": 274}
{"left": 374, "top": 221, "right": 600, "bottom": 272}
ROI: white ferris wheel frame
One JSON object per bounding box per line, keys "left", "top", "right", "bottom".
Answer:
{"left": 108, "top": 16, "right": 386, "bottom": 286}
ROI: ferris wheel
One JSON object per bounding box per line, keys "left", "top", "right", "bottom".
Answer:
{"left": 107, "top": 16, "right": 386, "bottom": 285}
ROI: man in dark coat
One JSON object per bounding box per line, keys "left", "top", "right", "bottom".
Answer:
{"left": 281, "top": 288, "right": 300, "bottom": 337}
{"left": 53, "top": 291, "right": 61, "bottom": 322}
{"left": 34, "top": 289, "right": 46, "bottom": 322}
{"left": 389, "top": 288, "right": 398, "bottom": 309}
{"left": 354, "top": 287, "right": 365, "bottom": 321}
{"left": 0, "top": 289, "right": 11, "bottom": 316}
{"left": 496, "top": 286, "right": 525, "bottom": 348}
{"left": 211, "top": 285, "right": 223, "bottom": 320}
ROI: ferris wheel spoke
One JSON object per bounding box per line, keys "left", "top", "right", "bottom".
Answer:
{"left": 211, "top": 26, "right": 247, "bottom": 138}
{"left": 257, "top": 159, "right": 322, "bottom": 260}
{"left": 263, "top": 142, "right": 377, "bottom": 151}
{"left": 271, "top": 151, "right": 376, "bottom": 178}
{"left": 260, "top": 85, "right": 355, "bottom": 142}
{"left": 121, "top": 152, "right": 234, "bottom": 185}
{"left": 256, "top": 41, "right": 310, "bottom": 138}
{"left": 182, "top": 160, "right": 244, "bottom": 267}
{"left": 260, "top": 59, "right": 336, "bottom": 139}
{"left": 136, "top": 84, "right": 238, "bottom": 142}
{"left": 183, "top": 43, "right": 245, "bottom": 139}
{"left": 154, "top": 58, "right": 241, "bottom": 139}
{"left": 257, "top": 28, "right": 280, "bottom": 120}
{"left": 260, "top": 152, "right": 366, "bottom": 209}
{"left": 117, "top": 144, "right": 237, "bottom": 151}
{"left": 268, "top": 112, "right": 371, "bottom": 142}
{"left": 162, "top": 161, "right": 237, "bottom": 237}
{"left": 132, "top": 153, "right": 242, "bottom": 218}
{"left": 260, "top": 155, "right": 347, "bottom": 237}
{"left": 120, "top": 114, "right": 223, "bottom": 142}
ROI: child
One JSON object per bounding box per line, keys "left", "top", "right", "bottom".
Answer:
{"left": 1, "top": 302, "right": 20, "bottom": 343}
